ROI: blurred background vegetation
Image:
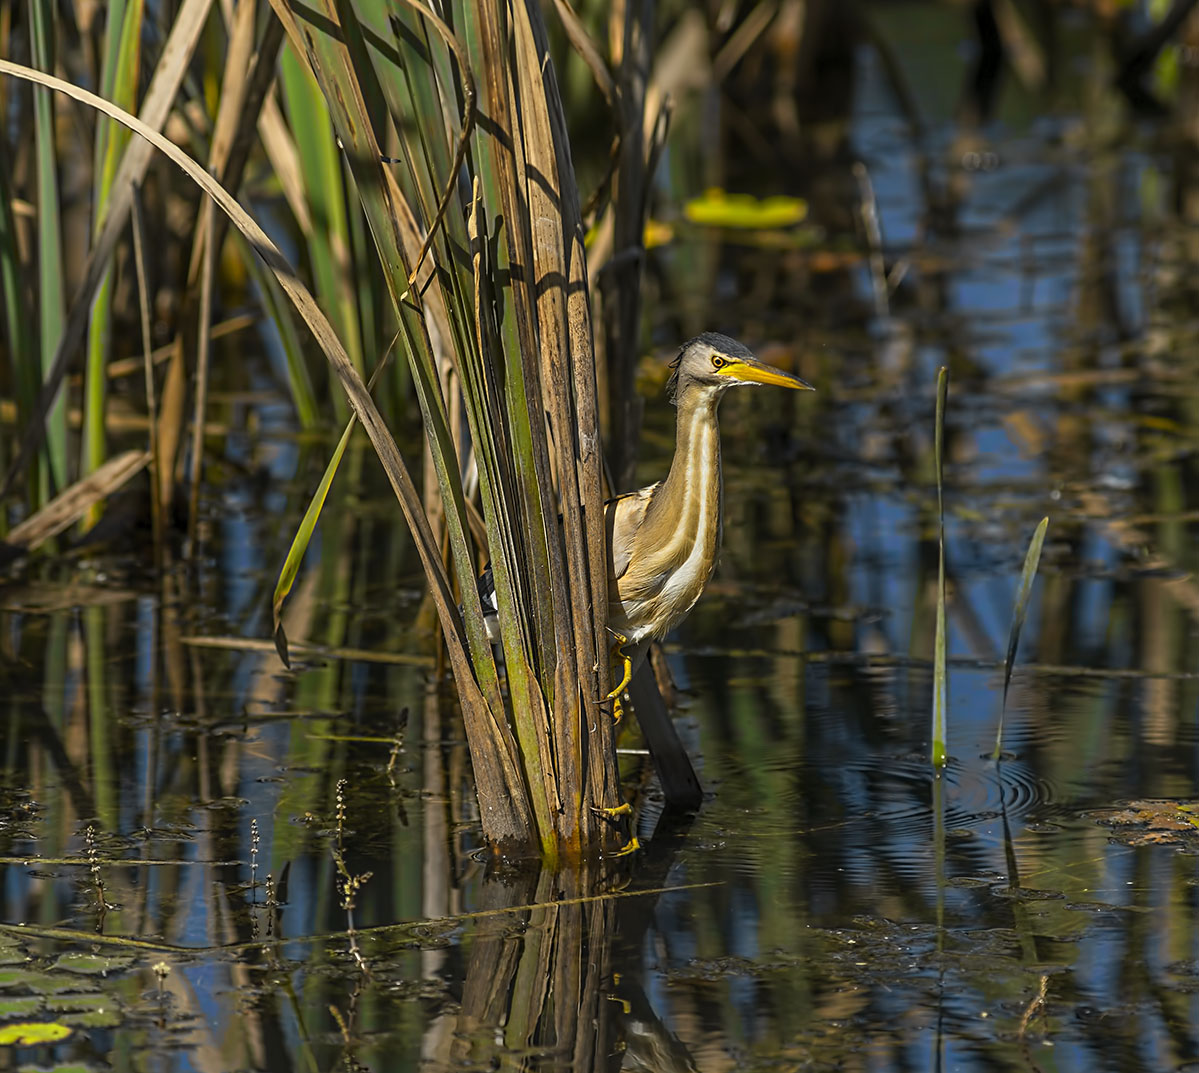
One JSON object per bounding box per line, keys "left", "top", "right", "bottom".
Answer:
{"left": 5, "top": 0, "right": 1199, "bottom": 1069}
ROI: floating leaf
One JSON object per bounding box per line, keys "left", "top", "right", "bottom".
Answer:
{"left": 0, "top": 1020, "right": 71, "bottom": 1045}
{"left": 683, "top": 188, "right": 807, "bottom": 229}
{"left": 0, "top": 936, "right": 24, "bottom": 967}
{"left": 0, "top": 995, "right": 42, "bottom": 1019}
{"left": 643, "top": 219, "right": 674, "bottom": 248}
{"left": 1093, "top": 800, "right": 1199, "bottom": 846}
{"left": 0, "top": 968, "right": 93, "bottom": 994}
{"left": 52, "top": 953, "right": 134, "bottom": 976}
{"left": 15, "top": 1066, "right": 98, "bottom": 1073}
{"left": 46, "top": 992, "right": 121, "bottom": 1030}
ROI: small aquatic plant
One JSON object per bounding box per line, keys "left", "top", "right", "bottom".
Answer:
{"left": 992, "top": 517, "right": 1050, "bottom": 760}
{"left": 931, "top": 366, "right": 949, "bottom": 770}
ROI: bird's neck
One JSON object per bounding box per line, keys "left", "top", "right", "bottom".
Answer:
{"left": 643, "top": 387, "right": 724, "bottom": 546}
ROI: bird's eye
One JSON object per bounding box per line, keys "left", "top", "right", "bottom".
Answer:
{"left": 712, "top": 356, "right": 726, "bottom": 369}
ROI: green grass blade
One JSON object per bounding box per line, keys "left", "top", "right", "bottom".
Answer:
{"left": 0, "top": 150, "right": 35, "bottom": 501}
{"left": 273, "top": 417, "right": 356, "bottom": 668}
{"left": 931, "top": 366, "right": 949, "bottom": 770}
{"left": 274, "top": 340, "right": 395, "bottom": 667}
{"left": 128, "top": 183, "right": 163, "bottom": 565}
{"left": 0, "top": 0, "right": 212, "bottom": 504}
{"left": 83, "top": 0, "right": 145, "bottom": 529}
{"left": 237, "top": 233, "right": 319, "bottom": 428}
{"left": 279, "top": 45, "right": 362, "bottom": 418}
{"left": 29, "top": 0, "right": 67, "bottom": 501}
{"left": 991, "top": 516, "right": 1049, "bottom": 760}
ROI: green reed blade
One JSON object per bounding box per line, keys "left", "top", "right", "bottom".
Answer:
{"left": 83, "top": 0, "right": 144, "bottom": 529}
{"left": 279, "top": 45, "right": 362, "bottom": 418}
{"left": 931, "top": 366, "right": 949, "bottom": 770}
{"left": 273, "top": 340, "right": 394, "bottom": 667}
{"left": 92, "top": 0, "right": 129, "bottom": 166}
{"left": 0, "top": 152, "right": 34, "bottom": 499}
{"left": 237, "top": 233, "right": 319, "bottom": 429}
{"left": 29, "top": 0, "right": 67, "bottom": 501}
{"left": 273, "top": 417, "right": 355, "bottom": 669}
{"left": 991, "top": 516, "right": 1049, "bottom": 760}
{"left": 274, "top": 340, "right": 395, "bottom": 666}
{"left": 129, "top": 183, "right": 163, "bottom": 565}
{"left": 0, "top": 0, "right": 211, "bottom": 506}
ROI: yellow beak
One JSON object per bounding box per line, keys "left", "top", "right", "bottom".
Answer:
{"left": 721, "top": 357, "right": 815, "bottom": 391}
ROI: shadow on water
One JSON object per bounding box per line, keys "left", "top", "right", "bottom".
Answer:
{"left": 10, "top": 0, "right": 1199, "bottom": 1068}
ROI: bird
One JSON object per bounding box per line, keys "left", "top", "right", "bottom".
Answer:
{"left": 480, "top": 332, "right": 814, "bottom": 720}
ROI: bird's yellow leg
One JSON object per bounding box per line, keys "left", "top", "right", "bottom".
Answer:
{"left": 610, "top": 836, "right": 641, "bottom": 858}
{"left": 605, "top": 631, "right": 632, "bottom": 698}
{"left": 590, "top": 802, "right": 633, "bottom": 819}
{"left": 604, "top": 630, "right": 632, "bottom": 724}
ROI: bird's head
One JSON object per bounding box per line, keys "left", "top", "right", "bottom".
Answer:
{"left": 666, "top": 332, "right": 814, "bottom": 405}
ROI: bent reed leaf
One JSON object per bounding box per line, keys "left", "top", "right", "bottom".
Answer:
{"left": 273, "top": 344, "right": 396, "bottom": 668}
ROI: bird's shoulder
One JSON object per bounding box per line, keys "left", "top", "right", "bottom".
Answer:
{"left": 606, "top": 481, "right": 661, "bottom": 580}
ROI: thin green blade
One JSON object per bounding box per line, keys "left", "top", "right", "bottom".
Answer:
{"left": 273, "top": 343, "right": 395, "bottom": 666}
{"left": 992, "top": 516, "right": 1049, "bottom": 760}
{"left": 272, "top": 416, "right": 356, "bottom": 669}
{"left": 29, "top": 0, "right": 67, "bottom": 502}
{"left": 931, "top": 366, "right": 948, "bottom": 770}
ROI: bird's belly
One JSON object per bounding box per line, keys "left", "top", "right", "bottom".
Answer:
{"left": 609, "top": 541, "right": 718, "bottom": 645}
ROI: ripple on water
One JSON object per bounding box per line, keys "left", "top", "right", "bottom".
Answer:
{"left": 690, "top": 747, "right": 1064, "bottom": 905}
{"left": 835, "top": 751, "right": 1057, "bottom": 833}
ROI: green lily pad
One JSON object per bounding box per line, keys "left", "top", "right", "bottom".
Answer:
{"left": 45, "top": 993, "right": 120, "bottom": 1030}
{"left": 51, "top": 954, "right": 134, "bottom": 977}
{"left": 0, "top": 936, "right": 25, "bottom": 967}
{"left": 0, "top": 995, "right": 43, "bottom": 1019}
{"left": 0, "top": 969, "right": 96, "bottom": 995}
{"left": 15, "top": 1065, "right": 99, "bottom": 1073}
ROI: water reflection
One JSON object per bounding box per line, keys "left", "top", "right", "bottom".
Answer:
{"left": 8, "top": 0, "right": 1199, "bottom": 1068}
{"left": 5, "top": 613, "right": 1199, "bottom": 1071}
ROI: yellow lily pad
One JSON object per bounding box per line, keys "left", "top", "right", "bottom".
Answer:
{"left": 683, "top": 188, "right": 807, "bottom": 230}
{"left": 0, "top": 1019, "right": 71, "bottom": 1045}
{"left": 643, "top": 218, "right": 674, "bottom": 248}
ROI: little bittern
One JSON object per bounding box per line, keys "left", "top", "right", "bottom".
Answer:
{"left": 482, "top": 332, "right": 813, "bottom": 711}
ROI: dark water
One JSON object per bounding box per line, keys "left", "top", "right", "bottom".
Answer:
{"left": 7, "top": 2, "right": 1199, "bottom": 1070}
